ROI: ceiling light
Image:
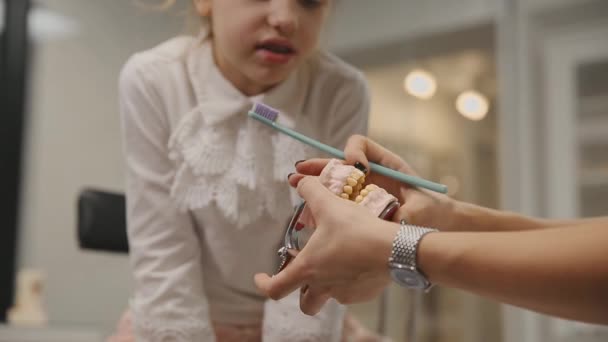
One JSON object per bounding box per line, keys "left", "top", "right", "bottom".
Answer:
{"left": 456, "top": 90, "right": 489, "bottom": 121}
{"left": 404, "top": 69, "right": 437, "bottom": 100}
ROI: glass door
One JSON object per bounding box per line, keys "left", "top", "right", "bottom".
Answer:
{"left": 540, "top": 16, "right": 608, "bottom": 342}
{"left": 576, "top": 60, "right": 608, "bottom": 218}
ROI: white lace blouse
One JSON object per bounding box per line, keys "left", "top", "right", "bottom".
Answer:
{"left": 119, "top": 33, "right": 369, "bottom": 341}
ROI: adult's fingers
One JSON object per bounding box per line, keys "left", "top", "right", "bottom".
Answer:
{"left": 299, "top": 285, "right": 331, "bottom": 316}
{"left": 253, "top": 250, "right": 311, "bottom": 300}
{"left": 253, "top": 273, "right": 277, "bottom": 297}
{"left": 295, "top": 158, "right": 330, "bottom": 176}
{"left": 296, "top": 176, "right": 337, "bottom": 220}
{"left": 288, "top": 158, "right": 331, "bottom": 188}
{"left": 344, "top": 135, "right": 418, "bottom": 175}
{"left": 288, "top": 173, "right": 306, "bottom": 188}
{"left": 343, "top": 135, "right": 370, "bottom": 171}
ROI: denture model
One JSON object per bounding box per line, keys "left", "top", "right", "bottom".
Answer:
{"left": 298, "top": 159, "right": 399, "bottom": 228}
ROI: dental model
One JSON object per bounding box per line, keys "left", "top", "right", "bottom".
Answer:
{"left": 278, "top": 159, "right": 400, "bottom": 273}
{"left": 299, "top": 159, "right": 399, "bottom": 226}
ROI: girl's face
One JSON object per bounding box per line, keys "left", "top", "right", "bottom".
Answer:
{"left": 196, "top": 0, "right": 331, "bottom": 96}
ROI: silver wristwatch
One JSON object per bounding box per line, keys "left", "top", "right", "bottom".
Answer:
{"left": 388, "top": 220, "right": 438, "bottom": 291}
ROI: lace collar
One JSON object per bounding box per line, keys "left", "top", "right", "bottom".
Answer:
{"left": 167, "top": 32, "right": 315, "bottom": 228}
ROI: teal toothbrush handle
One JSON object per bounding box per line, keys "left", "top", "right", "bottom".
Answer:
{"left": 368, "top": 163, "right": 447, "bottom": 193}
{"left": 248, "top": 111, "right": 448, "bottom": 194}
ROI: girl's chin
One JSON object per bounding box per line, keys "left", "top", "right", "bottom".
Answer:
{"left": 250, "top": 69, "right": 292, "bottom": 88}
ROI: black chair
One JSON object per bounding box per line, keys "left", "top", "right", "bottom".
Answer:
{"left": 77, "top": 188, "right": 129, "bottom": 253}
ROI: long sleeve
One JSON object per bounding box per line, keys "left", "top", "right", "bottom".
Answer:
{"left": 325, "top": 70, "right": 370, "bottom": 149}
{"left": 119, "top": 56, "right": 216, "bottom": 341}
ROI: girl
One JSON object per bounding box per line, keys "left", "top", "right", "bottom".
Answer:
{"left": 117, "top": 0, "right": 376, "bottom": 340}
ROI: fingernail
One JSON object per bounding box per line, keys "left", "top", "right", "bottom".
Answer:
{"left": 287, "top": 172, "right": 295, "bottom": 180}
{"left": 354, "top": 162, "right": 368, "bottom": 174}
{"left": 295, "top": 160, "right": 306, "bottom": 167}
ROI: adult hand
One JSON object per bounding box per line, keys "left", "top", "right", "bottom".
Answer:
{"left": 289, "top": 135, "right": 457, "bottom": 230}
{"left": 254, "top": 176, "right": 398, "bottom": 315}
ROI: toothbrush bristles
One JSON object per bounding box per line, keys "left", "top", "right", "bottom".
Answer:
{"left": 252, "top": 103, "right": 279, "bottom": 122}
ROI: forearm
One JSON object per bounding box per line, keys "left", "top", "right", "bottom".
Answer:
{"left": 126, "top": 181, "right": 216, "bottom": 340}
{"left": 451, "top": 201, "right": 557, "bottom": 232}
{"left": 129, "top": 219, "right": 216, "bottom": 341}
{"left": 450, "top": 200, "right": 608, "bottom": 232}
{"left": 418, "top": 223, "right": 608, "bottom": 324}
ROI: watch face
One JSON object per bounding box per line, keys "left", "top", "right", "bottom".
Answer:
{"left": 390, "top": 267, "right": 429, "bottom": 289}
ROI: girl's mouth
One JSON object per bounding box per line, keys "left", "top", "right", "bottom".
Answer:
{"left": 258, "top": 44, "right": 295, "bottom": 54}
{"left": 256, "top": 39, "right": 297, "bottom": 64}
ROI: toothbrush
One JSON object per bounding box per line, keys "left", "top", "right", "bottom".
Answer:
{"left": 248, "top": 103, "right": 448, "bottom": 194}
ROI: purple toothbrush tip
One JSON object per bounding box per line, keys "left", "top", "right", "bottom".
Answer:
{"left": 253, "top": 103, "right": 279, "bottom": 122}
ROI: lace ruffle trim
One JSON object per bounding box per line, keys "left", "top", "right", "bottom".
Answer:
{"left": 168, "top": 105, "right": 314, "bottom": 228}
{"left": 131, "top": 300, "right": 215, "bottom": 342}
{"left": 262, "top": 293, "right": 346, "bottom": 342}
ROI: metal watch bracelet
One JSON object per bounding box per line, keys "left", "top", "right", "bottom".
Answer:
{"left": 389, "top": 220, "right": 438, "bottom": 285}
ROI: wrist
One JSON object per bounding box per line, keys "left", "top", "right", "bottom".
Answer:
{"left": 376, "top": 221, "right": 400, "bottom": 276}
{"left": 388, "top": 221, "right": 438, "bottom": 290}
{"left": 450, "top": 201, "right": 548, "bottom": 232}
{"left": 416, "top": 231, "right": 444, "bottom": 285}
{"left": 444, "top": 199, "right": 469, "bottom": 231}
